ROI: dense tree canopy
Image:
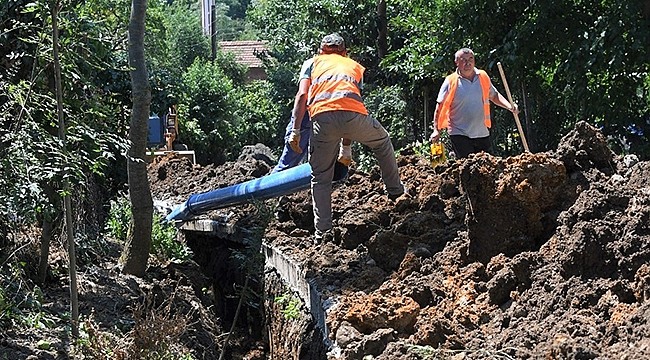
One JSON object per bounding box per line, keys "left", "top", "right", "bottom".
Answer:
{"left": 385, "top": 0, "right": 650, "bottom": 155}
{"left": 0, "top": 0, "right": 130, "bottom": 241}
{"left": 250, "top": 0, "right": 650, "bottom": 156}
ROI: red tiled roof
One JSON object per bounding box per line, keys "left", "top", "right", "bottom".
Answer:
{"left": 218, "top": 40, "right": 269, "bottom": 68}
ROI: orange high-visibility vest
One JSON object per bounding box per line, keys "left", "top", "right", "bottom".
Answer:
{"left": 307, "top": 54, "right": 368, "bottom": 117}
{"left": 437, "top": 70, "right": 491, "bottom": 130}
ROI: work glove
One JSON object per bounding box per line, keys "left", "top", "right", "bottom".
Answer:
{"left": 338, "top": 144, "right": 352, "bottom": 166}
{"left": 288, "top": 128, "right": 302, "bottom": 154}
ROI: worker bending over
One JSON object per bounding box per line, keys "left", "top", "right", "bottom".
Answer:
{"left": 289, "top": 33, "right": 406, "bottom": 243}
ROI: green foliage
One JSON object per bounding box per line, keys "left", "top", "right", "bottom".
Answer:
{"left": 364, "top": 84, "right": 412, "bottom": 149}
{"left": 0, "top": 0, "right": 132, "bottom": 242}
{"left": 274, "top": 293, "right": 301, "bottom": 320}
{"left": 248, "top": 0, "right": 381, "bottom": 72}
{"left": 0, "top": 89, "right": 58, "bottom": 225}
{"left": 348, "top": 84, "right": 412, "bottom": 172}
{"left": 0, "top": 263, "right": 24, "bottom": 328}
{"left": 258, "top": 0, "right": 379, "bottom": 61}
{"left": 161, "top": 1, "right": 211, "bottom": 78}
{"left": 352, "top": 144, "right": 377, "bottom": 174}
{"left": 250, "top": 0, "right": 386, "bottom": 144}
{"left": 382, "top": 1, "right": 447, "bottom": 80}
{"left": 141, "top": 0, "right": 278, "bottom": 165}
{"left": 151, "top": 213, "right": 191, "bottom": 262}
{"left": 247, "top": 0, "right": 427, "bottom": 148}
{"left": 222, "top": 0, "right": 251, "bottom": 20}
{"left": 178, "top": 57, "right": 237, "bottom": 164}
{"left": 106, "top": 195, "right": 191, "bottom": 262}
{"left": 0, "top": 261, "right": 59, "bottom": 330}
{"left": 36, "top": 339, "right": 51, "bottom": 350}
{"left": 214, "top": 2, "right": 258, "bottom": 41}
{"left": 106, "top": 195, "right": 132, "bottom": 242}
{"left": 490, "top": 109, "right": 530, "bottom": 157}
{"left": 397, "top": 140, "right": 430, "bottom": 159}
{"left": 233, "top": 80, "right": 283, "bottom": 147}
{"left": 213, "top": 49, "right": 248, "bottom": 84}
{"left": 177, "top": 52, "right": 280, "bottom": 165}
{"left": 386, "top": 0, "right": 650, "bottom": 157}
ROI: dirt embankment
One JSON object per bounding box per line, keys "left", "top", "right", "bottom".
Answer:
{"left": 147, "top": 121, "right": 650, "bottom": 359}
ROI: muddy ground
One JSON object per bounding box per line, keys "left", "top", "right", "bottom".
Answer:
{"left": 3, "top": 120, "right": 648, "bottom": 359}
{"left": 146, "top": 120, "right": 650, "bottom": 359}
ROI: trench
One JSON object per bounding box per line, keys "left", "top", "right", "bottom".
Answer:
{"left": 181, "top": 219, "right": 333, "bottom": 359}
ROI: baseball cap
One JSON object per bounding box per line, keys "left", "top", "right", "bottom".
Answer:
{"left": 321, "top": 33, "right": 345, "bottom": 49}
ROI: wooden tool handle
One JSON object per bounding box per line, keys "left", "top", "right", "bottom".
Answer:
{"left": 497, "top": 62, "right": 530, "bottom": 152}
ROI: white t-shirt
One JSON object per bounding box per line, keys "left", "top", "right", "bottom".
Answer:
{"left": 299, "top": 58, "right": 315, "bottom": 81}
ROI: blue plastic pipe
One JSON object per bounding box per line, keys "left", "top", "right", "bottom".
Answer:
{"left": 165, "top": 161, "right": 348, "bottom": 222}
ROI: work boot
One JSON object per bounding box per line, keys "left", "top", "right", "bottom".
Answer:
{"left": 314, "top": 228, "right": 339, "bottom": 245}
{"left": 388, "top": 184, "right": 409, "bottom": 201}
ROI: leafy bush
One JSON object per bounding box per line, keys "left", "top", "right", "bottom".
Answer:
{"left": 177, "top": 51, "right": 282, "bottom": 165}
{"left": 162, "top": 1, "right": 210, "bottom": 77}
{"left": 151, "top": 213, "right": 191, "bottom": 262}
{"left": 0, "top": 262, "right": 57, "bottom": 330}
{"left": 274, "top": 293, "right": 301, "bottom": 320}
{"left": 364, "top": 84, "right": 412, "bottom": 149}
{"left": 233, "top": 80, "right": 283, "bottom": 148}
{"left": 178, "top": 58, "right": 238, "bottom": 165}
{"left": 106, "top": 195, "right": 132, "bottom": 242}
{"left": 106, "top": 195, "right": 190, "bottom": 262}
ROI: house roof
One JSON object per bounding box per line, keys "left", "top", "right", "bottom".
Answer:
{"left": 218, "top": 40, "right": 269, "bottom": 68}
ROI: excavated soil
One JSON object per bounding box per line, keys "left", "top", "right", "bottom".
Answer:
{"left": 148, "top": 121, "right": 650, "bottom": 359}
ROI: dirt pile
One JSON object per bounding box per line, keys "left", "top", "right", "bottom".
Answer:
{"left": 148, "top": 121, "right": 650, "bottom": 359}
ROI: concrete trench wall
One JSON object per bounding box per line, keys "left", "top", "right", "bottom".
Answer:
{"left": 265, "top": 268, "right": 328, "bottom": 360}
{"left": 181, "top": 220, "right": 333, "bottom": 359}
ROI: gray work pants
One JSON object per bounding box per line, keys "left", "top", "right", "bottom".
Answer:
{"left": 309, "top": 110, "right": 403, "bottom": 233}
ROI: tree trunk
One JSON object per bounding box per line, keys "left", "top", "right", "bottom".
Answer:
{"left": 37, "top": 182, "right": 65, "bottom": 285}
{"left": 37, "top": 217, "right": 53, "bottom": 284}
{"left": 376, "top": 0, "right": 387, "bottom": 60}
{"left": 121, "top": 0, "right": 153, "bottom": 277}
{"left": 51, "top": 0, "right": 79, "bottom": 337}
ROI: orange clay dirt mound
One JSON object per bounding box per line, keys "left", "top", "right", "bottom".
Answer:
{"left": 149, "top": 121, "right": 650, "bottom": 359}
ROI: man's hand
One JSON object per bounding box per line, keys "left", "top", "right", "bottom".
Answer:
{"left": 288, "top": 128, "right": 302, "bottom": 153}
{"left": 338, "top": 144, "right": 352, "bottom": 166}
{"left": 509, "top": 103, "right": 520, "bottom": 115}
{"left": 429, "top": 128, "right": 441, "bottom": 143}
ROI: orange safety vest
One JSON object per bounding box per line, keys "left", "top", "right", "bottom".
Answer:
{"left": 307, "top": 54, "right": 368, "bottom": 117}
{"left": 437, "top": 70, "right": 491, "bottom": 130}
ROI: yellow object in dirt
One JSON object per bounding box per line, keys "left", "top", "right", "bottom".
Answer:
{"left": 430, "top": 142, "right": 446, "bottom": 167}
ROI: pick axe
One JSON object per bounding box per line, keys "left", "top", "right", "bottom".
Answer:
{"left": 497, "top": 62, "right": 530, "bottom": 152}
